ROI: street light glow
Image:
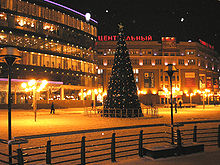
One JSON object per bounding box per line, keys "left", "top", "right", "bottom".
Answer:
{"left": 21, "top": 79, "right": 48, "bottom": 121}
{"left": 85, "top": 13, "right": 91, "bottom": 22}
{"left": 28, "top": 79, "right": 36, "bottom": 87}
{"left": 21, "top": 82, "right": 27, "bottom": 88}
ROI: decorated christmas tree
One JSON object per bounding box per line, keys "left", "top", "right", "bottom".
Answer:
{"left": 103, "top": 23, "right": 143, "bottom": 118}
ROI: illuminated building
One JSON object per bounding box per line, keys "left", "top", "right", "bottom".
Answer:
{"left": 96, "top": 36, "right": 220, "bottom": 104}
{"left": 0, "top": 0, "right": 98, "bottom": 105}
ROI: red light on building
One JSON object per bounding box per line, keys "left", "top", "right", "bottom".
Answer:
{"left": 161, "top": 37, "right": 176, "bottom": 42}
{"left": 199, "top": 39, "right": 214, "bottom": 49}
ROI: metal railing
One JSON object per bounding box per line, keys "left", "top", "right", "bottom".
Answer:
{"left": 174, "top": 120, "right": 220, "bottom": 147}
{"left": 84, "top": 107, "right": 159, "bottom": 118}
{"left": 0, "top": 139, "right": 9, "bottom": 164}
{"left": 10, "top": 123, "right": 168, "bottom": 165}
{"left": 1, "top": 120, "right": 220, "bottom": 164}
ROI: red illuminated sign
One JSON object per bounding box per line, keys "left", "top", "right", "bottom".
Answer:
{"left": 98, "top": 35, "right": 153, "bottom": 41}
{"left": 199, "top": 39, "right": 214, "bottom": 49}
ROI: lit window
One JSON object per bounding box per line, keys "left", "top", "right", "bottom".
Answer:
{"left": 135, "top": 76, "right": 138, "bottom": 83}
{"left": 188, "top": 59, "right": 195, "bottom": 65}
{"left": 186, "top": 51, "right": 194, "bottom": 55}
{"left": 98, "top": 69, "right": 103, "bottom": 74}
{"left": 133, "top": 69, "right": 139, "bottom": 74}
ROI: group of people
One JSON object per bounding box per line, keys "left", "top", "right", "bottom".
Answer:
{"left": 174, "top": 99, "right": 183, "bottom": 113}
{"left": 50, "top": 102, "right": 95, "bottom": 115}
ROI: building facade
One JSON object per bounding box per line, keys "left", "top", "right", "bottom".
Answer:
{"left": 96, "top": 36, "right": 220, "bottom": 105}
{"left": 0, "top": 0, "right": 98, "bottom": 105}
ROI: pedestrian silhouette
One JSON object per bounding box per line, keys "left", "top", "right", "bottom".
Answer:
{"left": 178, "top": 99, "right": 183, "bottom": 108}
{"left": 175, "top": 102, "right": 177, "bottom": 113}
{"left": 50, "top": 102, "right": 55, "bottom": 114}
{"left": 91, "top": 102, "right": 94, "bottom": 109}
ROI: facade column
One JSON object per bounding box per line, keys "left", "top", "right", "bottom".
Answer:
{"left": 46, "top": 90, "right": 50, "bottom": 104}
{"left": 92, "top": 90, "right": 96, "bottom": 108}
{"left": 60, "top": 87, "right": 64, "bottom": 100}
{"left": 5, "top": 85, "right": 8, "bottom": 104}
{"left": 179, "top": 69, "right": 181, "bottom": 90}
{"left": 80, "top": 89, "right": 84, "bottom": 100}
{"left": 14, "top": 85, "right": 17, "bottom": 104}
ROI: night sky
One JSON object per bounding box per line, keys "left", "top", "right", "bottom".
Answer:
{"left": 54, "top": 0, "right": 220, "bottom": 53}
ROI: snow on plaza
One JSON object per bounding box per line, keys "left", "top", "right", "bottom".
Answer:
{"left": 1, "top": 105, "right": 220, "bottom": 164}
{"left": 1, "top": 105, "right": 220, "bottom": 138}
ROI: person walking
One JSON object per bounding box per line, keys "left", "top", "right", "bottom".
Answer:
{"left": 50, "top": 102, "right": 55, "bottom": 114}
{"left": 175, "top": 101, "right": 177, "bottom": 113}
{"left": 91, "top": 101, "right": 94, "bottom": 109}
{"left": 178, "top": 99, "right": 183, "bottom": 108}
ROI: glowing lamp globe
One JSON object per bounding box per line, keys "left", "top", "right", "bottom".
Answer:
{"left": 85, "top": 13, "right": 91, "bottom": 22}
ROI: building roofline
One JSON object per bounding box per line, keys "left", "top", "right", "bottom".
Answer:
{"left": 43, "top": 0, "right": 98, "bottom": 24}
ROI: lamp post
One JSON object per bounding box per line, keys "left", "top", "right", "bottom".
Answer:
{"left": 165, "top": 64, "right": 178, "bottom": 145}
{"left": 21, "top": 79, "right": 48, "bottom": 121}
{"left": 0, "top": 47, "right": 21, "bottom": 165}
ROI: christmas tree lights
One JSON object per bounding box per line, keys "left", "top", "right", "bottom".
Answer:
{"left": 103, "top": 23, "right": 143, "bottom": 118}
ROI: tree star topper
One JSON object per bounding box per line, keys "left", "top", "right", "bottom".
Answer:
{"left": 118, "top": 23, "right": 124, "bottom": 31}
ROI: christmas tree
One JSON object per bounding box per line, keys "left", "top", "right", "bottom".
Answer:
{"left": 103, "top": 23, "right": 143, "bottom": 118}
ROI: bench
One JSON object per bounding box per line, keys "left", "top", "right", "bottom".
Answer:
{"left": 143, "top": 143, "right": 204, "bottom": 159}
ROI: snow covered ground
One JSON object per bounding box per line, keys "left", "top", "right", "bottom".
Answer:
{"left": 0, "top": 105, "right": 220, "bottom": 164}
{"left": 1, "top": 105, "right": 220, "bottom": 139}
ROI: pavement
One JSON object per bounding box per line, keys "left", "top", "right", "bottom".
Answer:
{"left": 113, "top": 149, "right": 220, "bottom": 165}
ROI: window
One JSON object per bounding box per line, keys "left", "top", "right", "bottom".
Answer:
{"left": 143, "top": 59, "right": 151, "bottom": 65}
{"left": 160, "top": 76, "right": 163, "bottom": 81}
{"left": 15, "top": 16, "right": 36, "bottom": 32}
{"left": 1, "top": 0, "right": 8, "bottom": 9}
{"left": 188, "top": 59, "right": 195, "bottom": 65}
{"left": 133, "top": 69, "right": 139, "bottom": 74}
{"left": 107, "top": 59, "right": 114, "bottom": 65}
{"left": 144, "top": 72, "right": 154, "bottom": 88}
{"left": 32, "top": 54, "right": 37, "bottom": 65}
{"left": 155, "top": 59, "right": 161, "bottom": 65}
{"left": 170, "top": 53, "right": 175, "bottom": 56}
{"left": 147, "top": 51, "right": 152, "bottom": 55}
{"left": 0, "top": 12, "right": 7, "bottom": 22}
{"left": 186, "top": 50, "right": 195, "bottom": 55}
{"left": 130, "top": 49, "right": 139, "bottom": 55}
{"left": 135, "top": 76, "right": 139, "bottom": 83}
{"left": 178, "top": 59, "right": 184, "bottom": 65}
{"left": 164, "top": 53, "right": 169, "bottom": 56}
{"left": 131, "top": 59, "right": 139, "bottom": 65}
{"left": 98, "top": 69, "right": 103, "bottom": 74}
{"left": 165, "top": 76, "right": 168, "bottom": 81}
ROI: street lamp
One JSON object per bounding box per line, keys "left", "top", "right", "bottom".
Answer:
{"left": 0, "top": 46, "right": 21, "bottom": 165}
{"left": 21, "top": 79, "right": 48, "bottom": 121}
{"left": 85, "top": 13, "right": 91, "bottom": 22}
{"left": 164, "top": 64, "right": 178, "bottom": 145}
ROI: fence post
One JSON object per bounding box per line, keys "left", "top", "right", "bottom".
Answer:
{"left": 81, "top": 136, "right": 86, "bottom": 165}
{"left": 46, "top": 140, "right": 51, "bottom": 164}
{"left": 193, "top": 125, "right": 197, "bottom": 142}
{"left": 176, "top": 129, "right": 182, "bottom": 155}
{"left": 218, "top": 125, "right": 220, "bottom": 148}
{"left": 177, "top": 129, "right": 182, "bottom": 147}
{"left": 17, "top": 148, "right": 24, "bottom": 165}
{"left": 139, "top": 130, "right": 143, "bottom": 157}
{"left": 111, "top": 133, "right": 116, "bottom": 162}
